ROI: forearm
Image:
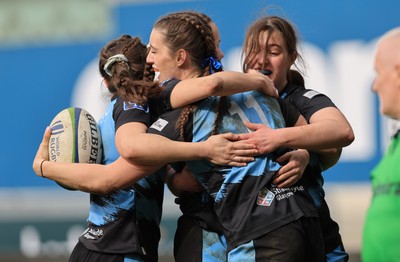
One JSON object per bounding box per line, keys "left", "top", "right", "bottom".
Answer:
{"left": 170, "top": 71, "right": 270, "bottom": 108}
{"left": 275, "top": 121, "right": 353, "bottom": 150}
{"left": 119, "top": 133, "right": 207, "bottom": 165}
{"left": 209, "top": 71, "right": 266, "bottom": 96}
{"left": 40, "top": 158, "right": 153, "bottom": 194}
{"left": 312, "top": 148, "right": 342, "bottom": 171}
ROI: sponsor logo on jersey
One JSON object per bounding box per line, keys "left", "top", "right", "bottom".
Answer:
{"left": 257, "top": 187, "right": 275, "bottom": 206}
{"left": 82, "top": 227, "right": 104, "bottom": 240}
{"left": 123, "top": 101, "right": 149, "bottom": 113}
{"left": 150, "top": 118, "right": 169, "bottom": 131}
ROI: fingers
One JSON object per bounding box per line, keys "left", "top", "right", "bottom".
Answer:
{"left": 263, "top": 85, "right": 279, "bottom": 98}
{"left": 274, "top": 176, "right": 298, "bottom": 188}
{"left": 273, "top": 171, "right": 298, "bottom": 187}
{"left": 276, "top": 153, "right": 290, "bottom": 163}
{"left": 231, "top": 141, "right": 258, "bottom": 150}
{"left": 42, "top": 126, "right": 52, "bottom": 148}
{"left": 33, "top": 126, "right": 52, "bottom": 177}
{"left": 218, "top": 132, "right": 240, "bottom": 141}
{"left": 273, "top": 162, "right": 302, "bottom": 188}
{"left": 232, "top": 148, "right": 259, "bottom": 157}
{"left": 236, "top": 133, "right": 251, "bottom": 141}
{"left": 228, "top": 142, "right": 259, "bottom": 158}
{"left": 233, "top": 155, "right": 255, "bottom": 163}
{"left": 211, "top": 155, "right": 255, "bottom": 167}
{"left": 226, "top": 158, "right": 251, "bottom": 167}
{"left": 228, "top": 162, "right": 247, "bottom": 167}
{"left": 40, "top": 127, "right": 52, "bottom": 160}
{"left": 243, "top": 121, "right": 264, "bottom": 131}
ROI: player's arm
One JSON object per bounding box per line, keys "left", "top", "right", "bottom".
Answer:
{"left": 240, "top": 107, "right": 354, "bottom": 152}
{"left": 169, "top": 70, "right": 278, "bottom": 108}
{"left": 281, "top": 107, "right": 343, "bottom": 171}
{"left": 116, "top": 123, "right": 258, "bottom": 167}
{"left": 165, "top": 165, "right": 203, "bottom": 196}
{"left": 115, "top": 71, "right": 267, "bottom": 167}
{"left": 32, "top": 127, "right": 158, "bottom": 194}
{"left": 251, "top": 103, "right": 349, "bottom": 187}
{"left": 33, "top": 119, "right": 257, "bottom": 194}
{"left": 306, "top": 107, "right": 344, "bottom": 170}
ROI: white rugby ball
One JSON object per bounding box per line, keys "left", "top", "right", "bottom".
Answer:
{"left": 48, "top": 107, "right": 103, "bottom": 190}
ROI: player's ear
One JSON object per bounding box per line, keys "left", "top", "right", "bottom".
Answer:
{"left": 176, "top": 48, "right": 187, "bottom": 67}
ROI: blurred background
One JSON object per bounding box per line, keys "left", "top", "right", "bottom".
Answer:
{"left": 0, "top": 0, "right": 399, "bottom": 261}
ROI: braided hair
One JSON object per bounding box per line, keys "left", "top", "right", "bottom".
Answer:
{"left": 99, "top": 35, "right": 161, "bottom": 105}
{"left": 153, "top": 12, "right": 222, "bottom": 140}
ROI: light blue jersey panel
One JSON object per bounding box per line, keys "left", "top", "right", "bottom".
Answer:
{"left": 99, "top": 99, "right": 119, "bottom": 165}
{"left": 188, "top": 91, "right": 285, "bottom": 202}
{"left": 88, "top": 99, "right": 135, "bottom": 225}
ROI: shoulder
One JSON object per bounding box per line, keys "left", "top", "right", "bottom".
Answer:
{"left": 160, "top": 79, "right": 181, "bottom": 111}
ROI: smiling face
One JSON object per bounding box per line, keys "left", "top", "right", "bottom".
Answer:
{"left": 146, "top": 13, "right": 217, "bottom": 82}
{"left": 146, "top": 28, "right": 180, "bottom": 83}
{"left": 245, "top": 30, "right": 295, "bottom": 91}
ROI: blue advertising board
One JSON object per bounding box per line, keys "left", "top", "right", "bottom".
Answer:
{"left": 0, "top": 0, "right": 398, "bottom": 259}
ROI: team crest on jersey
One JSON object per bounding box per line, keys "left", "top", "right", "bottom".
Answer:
{"left": 123, "top": 101, "right": 149, "bottom": 113}
{"left": 257, "top": 187, "right": 275, "bottom": 206}
{"left": 150, "top": 118, "right": 169, "bottom": 131}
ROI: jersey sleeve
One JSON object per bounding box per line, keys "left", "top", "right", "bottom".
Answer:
{"left": 288, "top": 89, "right": 337, "bottom": 122}
{"left": 113, "top": 97, "right": 151, "bottom": 131}
{"left": 277, "top": 98, "right": 301, "bottom": 127}
{"left": 160, "top": 79, "right": 181, "bottom": 111}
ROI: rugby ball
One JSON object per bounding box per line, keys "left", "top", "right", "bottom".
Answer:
{"left": 48, "top": 107, "right": 103, "bottom": 190}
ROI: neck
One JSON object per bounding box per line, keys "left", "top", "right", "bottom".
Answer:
{"left": 276, "top": 79, "right": 288, "bottom": 92}
{"left": 177, "top": 66, "right": 201, "bottom": 80}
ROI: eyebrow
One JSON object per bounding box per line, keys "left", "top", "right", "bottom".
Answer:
{"left": 268, "top": 43, "right": 281, "bottom": 48}
{"left": 147, "top": 43, "right": 158, "bottom": 51}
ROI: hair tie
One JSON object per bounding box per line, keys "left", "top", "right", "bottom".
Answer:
{"left": 104, "top": 54, "right": 129, "bottom": 77}
{"left": 40, "top": 159, "right": 47, "bottom": 178}
{"left": 201, "top": 57, "right": 222, "bottom": 74}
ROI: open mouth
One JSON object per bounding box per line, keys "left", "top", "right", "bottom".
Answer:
{"left": 258, "top": 69, "right": 272, "bottom": 75}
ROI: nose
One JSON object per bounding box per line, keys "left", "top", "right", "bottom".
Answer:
{"left": 256, "top": 52, "right": 268, "bottom": 67}
{"left": 146, "top": 51, "right": 153, "bottom": 64}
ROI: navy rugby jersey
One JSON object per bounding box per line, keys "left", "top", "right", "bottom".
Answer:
{"left": 79, "top": 96, "right": 164, "bottom": 261}
{"left": 280, "top": 82, "right": 343, "bottom": 252}
{"left": 148, "top": 79, "right": 318, "bottom": 251}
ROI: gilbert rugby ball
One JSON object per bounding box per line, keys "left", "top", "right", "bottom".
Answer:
{"left": 48, "top": 107, "right": 103, "bottom": 189}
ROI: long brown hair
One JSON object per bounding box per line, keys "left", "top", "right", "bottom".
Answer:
{"left": 99, "top": 35, "right": 161, "bottom": 105}
{"left": 242, "top": 16, "right": 306, "bottom": 87}
{"left": 153, "top": 12, "right": 221, "bottom": 140}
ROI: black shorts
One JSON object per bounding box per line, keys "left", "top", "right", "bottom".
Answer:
{"left": 174, "top": 215, "right": 227, "bottom": 262}
{"left": 228, "top": 217, "right": 325, "bottom": 262}
{"left": 175, "top": 215, "right": 324, "bottom": 262}
{"left": 69, "top": 241, "right": 144, "bottom": 262}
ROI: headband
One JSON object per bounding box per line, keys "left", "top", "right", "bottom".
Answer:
{"left": 103, "top": 54, "right": 129, "bottom": 77}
